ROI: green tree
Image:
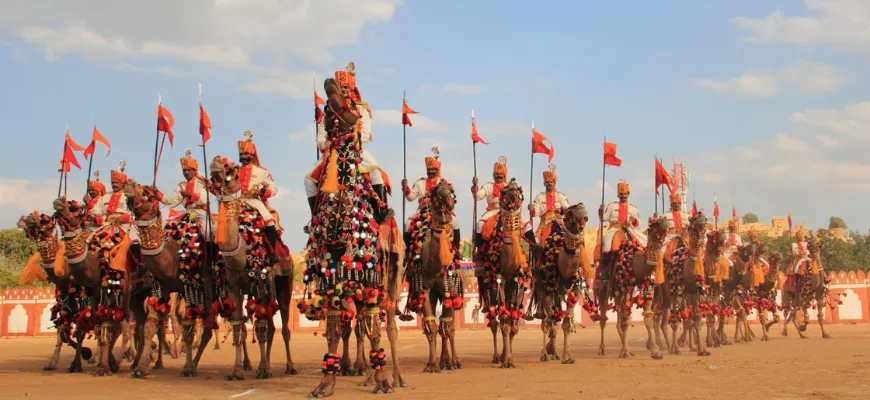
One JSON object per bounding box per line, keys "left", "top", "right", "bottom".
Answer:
{"left": 816, "top": 229, "right": 855, "bottom": 271}
{"left": 829, "top": 216, "right": 847, "bottom": 229}
{"left": 756, "top": 233, "right": 792, "bottom": 262}
{"left": 0, "top": 228, "right": 35, "bottom": 288}
{"left": 742, "top": 212, "right": 759, "bottom": 224}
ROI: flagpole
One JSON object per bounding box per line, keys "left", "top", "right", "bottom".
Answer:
{"left": 660, "top": 157, "right": 665, "bottom": 213}
{"left": 471, "top": 109, "right": 478, "bottom": 261}
{"left": 199, "top": 83, "right": 214, "bottom": 270}
{"left": 654, "top": 153, "right": 658, "bottom": 216}
{"left": 63, "top": 122, "right": 70, "bottom": 196}
{"left": 402, "top": 89, "right": 407, "bottom": 232}
{"left": 153, "top": 95, "right": 162, "bottom": 187}
{"left": 597, "top": 135, "right": 607, "bottom": 265}
{"left": 85, "top": 121, "right": 96, "bottom": 193}
{"left": 528, "top": 121, "right": 535, "bottom": 234}
{"left": 713, "top": 191, "right": 718, "bottom": 229}
{"left": 57, "top": 123, "right": 68, "bottom": 198}
{"left": 313, "top": 71, "right": 320, "bottom": 161}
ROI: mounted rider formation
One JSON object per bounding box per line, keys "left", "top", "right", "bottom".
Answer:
{"left": 15, "top": 62, "right": 842, "bottom": 398}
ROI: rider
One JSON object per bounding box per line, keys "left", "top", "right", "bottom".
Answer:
{"left": 237, "top": 131, "right": 281, "bottom": 265}
{"left": 89, "top": 161, "right": 143, "bottom": 271}
{"left": 304, "top": 62, "right": 394, "bottom": 224}
{"left": 723, "top": 219, "right": 743, "bottom": 267}
{"left": 597, "top": 179, "right": 647, "bottom": 267}
{"left": 528, "top": 164, "right": 569, "bottom": 243}
{"left": 156, "top": 150, "right": 216, "bottom": 258}
{"left": 746, "top": 229, "right": 769, "bottom": 272}
{"left": 660, "top": 192, "right": 689, "bottom": 258}
{"left": 83, "top": 170, "right": 106, "bottom": 233}
{"left": 471, "top": 156, "right": 508, "bottom": 261}
{"left": 401, "top": 147, "right": 457, "bottom": 232}
{"left": 789, "top": 228, "right": 810, "bottom": 275}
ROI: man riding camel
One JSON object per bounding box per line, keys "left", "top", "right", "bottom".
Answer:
{"left": 156, "top": 150, "right": 216, "bottom": 259}
{"left": 746, "top": 228, "right": 770, "bottom": 271}
{"left": 528, "top": 164, "right": 569, "bottom": 243}
{"left": 660, "top": 192, "right": 689, "bottom": 258}
{"left": 89, "top": 161, "right": 143, "bottom": 271}
{"left": 83, "top": 170, "right": 106, "bottom": 233}
{"left": 723, "top": 219, "right": 743, "bottom": 267}
{"left": 789, "top": 228, "right": 810, "bottom": 275}
{"left": 304, "top": 62, "right": 394, "bottom": 224}
{"left": 401, "top": 147, "right": 458, "bottom": 235}
{"left": 237, "top": 131, "right": 282, "bottom": 265}
{"left": 471, "top": 156, "right": 538, "bottom": 260}
{"left": 597, "top": 179, "right": 647, "bottom": 267}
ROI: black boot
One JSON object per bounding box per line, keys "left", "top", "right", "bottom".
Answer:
{"left": 403, "top": 231, "right": 412, "bottom": 248}
{"left": 130, "top": 243, "right": 146, "bottom": 276}
{"left": 473, "top": 232, "right": 484, "bottom": 261}
{"left": 370, "top": 184, "right": 395, "bottom": 224}
{"left": 264, "top": 225, "right": 279, "bottom": 265}
{"left": 524, "top": 230, "right": 542, "bottom": 261}
{"left": 452, "top": 229, "right": 461, "bottom": 252}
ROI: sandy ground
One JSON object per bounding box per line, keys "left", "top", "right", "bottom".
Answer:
{"left": 0, "top": 323, "right": 868, "bottom": 400}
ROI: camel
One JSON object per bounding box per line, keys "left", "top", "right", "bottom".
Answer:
{"left": 755, "top": 251, "right": 785, "bottom": 341}
{"left": 593, "top": 216, "right": 668, "bottom": 359}
{"left": 403, "top": 181, "right": 463, "bottom": 373}
{"left": 529, "top": 204, "right": 591, "bottom": 364}
{"left": 781, "top": 235, "right": 836, "bottom": 339}
{"left": 123, "top": 180, "right": 214, "bottom": 377}
{"left": 208, "top": 157, "right": 293, "bottom": 381}
{"left": 476, "top": 179, "right": 536, "bottom": 368}
{"left": 17, "top": 213, "right": 93, "bottom": 372}
{"left": 301, "top": 75, "right": 396, "bottom": 397}
{"left": 727, "top": 243, "right": 764, "bottom": 343}
{"left": 677, "top": 227, "right": 728, "bottom": 352}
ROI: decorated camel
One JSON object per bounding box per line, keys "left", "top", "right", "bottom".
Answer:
{"left": 755, "top": 251, "right": 785, "bottom": 341}
{"left": 123, "top": 180, "right": 217, "bottom": 377}
{"left": 781, "top": 234, "right": 837, "bottom": 339}
{"left": 299, "top": 72, "right": 398, "bottom": 397}
{"left": 17, "top": 213, "right": 93, "bottom": 372}
{"left": 529, "top": 203, "right": 592, "bottom": 364}
{"left": 477, "top": 178, "right": 536, "bottom": 368}
{"left": 403, "top": 180, "right": 464, "bottom": 373}
{"left": 676, "top": 227, "right": 728, "bottom": 352}
{"left": 593, "top": 216, "right": 668, "bottom": 359}
{"left": 729, "top": 243, "right": 764, "bottom": 343}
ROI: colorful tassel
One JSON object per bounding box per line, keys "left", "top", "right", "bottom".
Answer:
{"left": 321, "top": 149, "right": 339, "bottom": 194}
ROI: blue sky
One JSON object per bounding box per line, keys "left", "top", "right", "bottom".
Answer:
{"left": 2, "top": 0, "right": 869, "bottom": 250}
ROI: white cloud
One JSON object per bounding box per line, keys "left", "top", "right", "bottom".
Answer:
{"left": 441, "top": 83, "right": 485, "bottom": 96}
{"left": 732, "top": 1, "right": 870, "bottom": 49}
{"left": 0, "top": 179, "right": 84, "bottom": 224}
{"left": 0, "top": 0, "right": 403, "bottom": 96}
{"left": 693, "top": 61, "right": 846, "bottom": 98}
{"left": 788, "top": 101, "right": 870, "bottom": 139}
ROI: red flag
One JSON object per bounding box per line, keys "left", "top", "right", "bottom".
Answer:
{"left": 157, "top": 104, "right": 175, "bottom": 146}
{"left": 603, "top": 142, "right": 621, "bottom": 166}
{"left": 200, "top": 104, "right": 212, "bottom": 144}
{"left": 401, "top": 99, "right": 417, "bottom": 126}
{"left": 471, "top": 120, "right": 487, "bottom": 144}
{"left": 787, "top": 210, "right": 792, "bottom": 231}
{"left": 654, "top": 157, "right": 673, "bottom": 194}
{"left": 314, "top": 90, "right": 325, "bottom": 124}
{"left": 691, "top": 200, "right": 698, "bottom": 216}
{"left": 531, "top": 129, "right": 554, "bottom": 162}
{"left": 65, "top": 132, "right": 85, "bottom": 152}
{"left": 732, "top": 205, "right": 737, "bottom": 219}
{"left": 314, "top": 90, "right": 325, "bottom": 106}
{"left": 62, "top": 140, "right": 81, "bottom": 170}
{"left": 713, "top": 200, "right": 720, "bottom": 219}
{"left": 83, "top": 126, "right": 111, "bottom": 160}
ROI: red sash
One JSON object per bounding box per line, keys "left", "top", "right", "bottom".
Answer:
{"left": 239, "top": 165, "right": 253, "bottom": 192}
{"left": 107, "top": 192, "right": 122, "bottom": 214}
{"left": 545, "top": 192, "right": 556, "bottom": 211}
{"left": 618, "top": 202, "right": 628, "bottom": 223}
{"left": 672, "top": 211, "right": 682, "bottom": 229}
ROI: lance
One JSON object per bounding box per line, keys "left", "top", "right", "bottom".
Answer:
{"left": 402, "top": 89, "right": 407, "bottom": 232}
{"left": 314, "top": 71, "right": 320, "bottom": 161}
{"left": 198, "top": 84, "right": 215, "bottom": 273}
{"left": 654, "top": 152, "right": 658, "bottom": 217}
{"left": 152, "top": 95, "right": 168, "bottom": 186}
{"left": 57, "top": 123, "right": 69, "bottom": 198}
{"left": 470, "top": 109, "right": 479, "bottom": 261}
{"left": 661, "top": 157, "right": 666, "bottom": 213}
{"left": 85, "top": 121, "right": 96, "bottom": 193}
{"left": 527, "top": 120, "right": 537, "bottom": 270}
{"left": 597, "top": 136, "right": 607, "bottom": 264}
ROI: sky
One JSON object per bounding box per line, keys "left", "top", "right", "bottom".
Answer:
{"left": 1, "top": 0, "right": 870, "bottom": 252}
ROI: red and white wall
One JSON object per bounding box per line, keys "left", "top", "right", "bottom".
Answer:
{"left": 2, "top": 270, "right": 868, "bottom": 337}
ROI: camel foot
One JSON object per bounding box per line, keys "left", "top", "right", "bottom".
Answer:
{"left": 781, "top": 330, "right": 788, "bottom": 337}
{"left": 224, "top": 372, "right": 245, "bottom": 381}
{"left": 561, "top": 358, "right": 576, "bottom": 364}
{"left": 823, "top": 333, "right": 832, "bottom": 339}
{"left": 760, "top": 335, "right": 769, "bottom": 342}
{"left": 255, "top": 370, "right": 273, "bottom": 379}
{"left": 423, "top": 363, "right": 440, "bottom": 373}
{"left": 452, "top": 360, "right": 463, "bottom": 369}
{"left": 392, "top": 372, "right": 407, "bottom": 388}
{"left": 285, "top": 365, "right": 298, "bottom": 375}
{"left": 180, "top": 370, "right": 198, "bottom": 377}
{"left": 800, "top": 336, "right": 809, "bottom": 340}
{"left": 92, "top": 367, "right": 111, "bottom": 377}
{"left": 439, "top": 359, "right": 452, "bottom": 370}
{"left": 500, "top": 361, "right": 516, "bottom": 369}
{"left": 669, "top": 348, "right": 681, "bottom": 355}
{"left": 651, "top": 351, "right": 663, "bottom": 360}
{"left": 491, "top": 356, "right": 500, "bottom": 364}
{"left": 132, "top": 369, "right": 149, "bottom": 378}
{"left": 67, "top": 364, "right": 83, "bottom": 373}
{"left": 698, "top": 350, "right": 711, "bottom": 357}
{"left": 618, "top": 351, "right": 632, "bottom": 359}
{"left": 109, "top": 362, "right": 120, "bottom": 374}
{"left": 153, "top": 361, "right": 164, "bottom": 370}
{"left": 243, "top": 360, "right": 253, "bottom": 371}
{"left": 597, "top": 345, "right": 606, "bottom": 356}
{"left": 43, "top": 365, "right": 57, "bottom": 371}
{"left": 372, "top": 380, "right": 393, "bottom": 394}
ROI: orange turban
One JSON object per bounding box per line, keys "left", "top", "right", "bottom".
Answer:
{"left": 110, "top": 161, "right": 127, "bottom": 184}
{"left": 88, "top": 171, "right": 106, "bottom": 196}
{"left": 542, "top": 164, "right": 556, "bottom": 182}
{"left": 180, "top": 149, "right": 198, "bottom": 171}
{"left": 493, "top": 156, "right": 507, "bottom": 175}
{"left": 335, "top": 62, "right": 361, "bottom": 102}
{"left": 669, "top": 192, "right": 682, "bottom": 205}
{"left": 617, "top": 179, "right": 630, "bottom": 195}
{"left": 238, "top": 131, "right": 262, "bottom": 167}
{"left": 425, "top": 146, "right": 441, "bottom": 171}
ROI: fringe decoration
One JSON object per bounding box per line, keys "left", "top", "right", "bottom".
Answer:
{"left": 109, "top": 232, "right": 131, "bottom": 272}
{"left": 751, "top": 262, "right": 764, "bottom": 287}
{"left": 215, "top": 202, "right": 227, "bottom": 245}
{"left": 321, "top": 149, "right": 339, "bottom": 194}
{"left": 438, "top": 228, "right": 453, "bottom": 267}
{"left": 654, "top": 251, "right": 665, "bottom": 285}
{"left": 19, "top": 252, "right": 47, "bottom": 285}
{"left": 579, "top": 244, "right": 594, "bottom": 281}
{"left": 693, "top": 250, "right": 704, "bottom": 276}
{"left": 717, "top": 256, "right": 730, "bottom": 282}
{"left": 53, "top": 241, "right": 67, "bottom": 277}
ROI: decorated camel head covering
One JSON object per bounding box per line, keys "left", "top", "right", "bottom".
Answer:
{"left": 617, "top": 178, "right": 630, "bottom": 196}
{"left": 335, "top": 62, "right": 361, "bottom": 102}
{"left": 237, "top": 130, "right": 262, "bottom": 167}
{"left": 424, "top": 146, "right": 441, "bottom": 172}
{"left": 493, "top": 156, "right": 507, "bottom": 175}
{"left": 88, "top": 170, "right": 106, "bottom": 196}
{"left": 180, "top": 149, "right": 198, "bottom": 171}
{"left": 111, "top": 161, "right": 127, "bottom": 184}
{"left": 669, "top": 192, "right": 682, "bottom": 205}
{"left": 542, "top": 164, "right": 556, "bottom": 182}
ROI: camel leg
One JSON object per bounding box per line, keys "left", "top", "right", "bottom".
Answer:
{"left": 663, "top": 310, "right": 679, "bottom": 355}
{"left": 643, "top": 302, "right": 663, "bottom": 360}
{"left": 617, "top": 306, "right": 632, "bottom": 359}
{"left": 718, "top": 312, "right": 731, "bottom": 345}
{"left": 190, "top": 320, "right": 213, "bottom": 371}
{"left": 179, "top": 318, "right": 197, "bottom": 377}
{"left": 693, "top": 306, "right": 710, "bottom": 356}
{"left": 43, "top": 326, "right": 65, "bottom": 371}
{"left": 155, "top": 314, "right": 168, "bottom": 368}
{"left": 353, "top": 315, "right": 368, "bottom": 376}
{"left": 561, "top": 311, "right": 577, "bottom": 364}
{"left": 500, "top": 318, "right": 515, "bottom": 368}
{"left": 385, "top": 305, "right": 406, "bottom": 388}
{"left": 308, "top": 314, "right": 340, "bottom": 398}
{"left": 758, "top": 308, "right": 769, "bottom": 341}
{"left": 540, "top": 316, "right": 552, "bottom": 361}
{"left": 339, "top": 321, "right": 353, "bottom": 375}
{"left": 447, "top": 312, "right": 462, "bottom": 370}
{"left": 677, "top": 319, "right": 688, "bottom": 348}
{"left": 253, "top": 318, "right": 272, "bottom": 379}
{"left": 265, "top": 314, "right": 275, "bottom": 365}
{"left": 597, "top": 315, "right": 608, "bottom": 356}
{"left": 66, "top": 326, "right": 88, "bottom": 373}
{"left": 167, "top": 298, "right": 182, "bottom": 358}
{"left": 132, "top": 307, "right": 160, "bottom": 378}
{"left": 363, "top": 309, "right": 392, "bottom": 394}
{"left": 817, "top": 302, "right": 832, "bottom": 339}
{"left": 241, "top": 328, "right": 253, "bottom": 371}
{"left": 422, "top": 293, "right": 440, "bottom": 373}
{"left": 106, "top": 322, "right": 122, "bottom": 374}
{"left": 490, "top": 316, "right": 500, "bottom": 364}
{"left": 280, "top": 300, "right": 296, "bottom": 375}
{"left": 224, "top": 319, "right": 247, "bottom": 380}
{"left": 439, "top": 316, "right": 452, "bottom": 371}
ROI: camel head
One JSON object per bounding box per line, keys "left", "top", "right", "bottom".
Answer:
{"left": 209, "top": 155, "right": 240, "bottom": 197}
{"left": 54, "top": 198, "right": 87, "bottom": 233}
{"left": 563, "top": 203, "right": 588, "bottom": 235}
{"left": 768, "top": 251, "right": 783, "bottom": 271}
{"left": 323, "top": 77, "right": 359, "bottom": 133}
{"left": 52, "top": 196, "right": 69, "bottom": 216}
{"left": 807, "top": 233, "right": 821, "bottom": 259}
{"left": 737, "top": 243, "right": 756, "bottom": 264}
{"left": 124, "top": 179, "right": 160, "bottom": 220}
{"left": 687, "top": 211, "right": 707, "bottom": 250}
{"left": 499, "top": 178, "right": 523, "bottom": 213}
{"left": 646, "top": 216, "right": 669, "bottom": 248}
{"left": 429, "top": 180, "right": 456, "bottom": 228}
{"left": 706, "top": 229, "right": 728, "bottom": 257}
{"left": 18, "top": 212, "right": 53, "bottom": 241}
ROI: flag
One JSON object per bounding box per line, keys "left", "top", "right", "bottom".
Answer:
{"left": 65, "top": 132, "right": 85, "bottom": 152}
{"left": 732, "top": 205, "right": 737, "bottom": 219}
{"left": 531, "top": 129, "right": 554, "bottom": 162}
{"left": 691, "top": 199, "right": 698, "bottom": 216}
{"left": 401, "top": 99, "right": 417, "bottom": 126}
{"left": 157, "top": 104, "right": 175, "bottom": 146}
{"left": 62, "top": 140, "right": 81, "bottom": 170}
{"left": 83, "top": 126, "right": 111, "bottom": 160}
{"left": 713, "top": 198, "right": 720, "bottom": 220}
{"left": 603, "top": 142, "right": 621, "bottom": 166}
{"left": 200, "top": 104, "right": 212, "bottom": 144}
{"left": 787, "top": 210, "right": 792, "bottom": 231}
{"left": 471, "top": 119, "right": 487, "bottom": 144}
{"left": 654, "top": 157, "right": 673, "bottom": 194}
{"left": 314, "top": 90, "right": 325, "bottom": 124}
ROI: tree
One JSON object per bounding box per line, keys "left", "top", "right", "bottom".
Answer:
{"left": 742, "top": 212, "right": 759, "bottom": 224}
{"left": 816, "top": 229, "right": 854, "bottom": 271}
{"left": 0, "top": 228, "right": 36, "bottom": 288}
{"left": 829, "top": 216, "right": 847, "bottom": 230}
